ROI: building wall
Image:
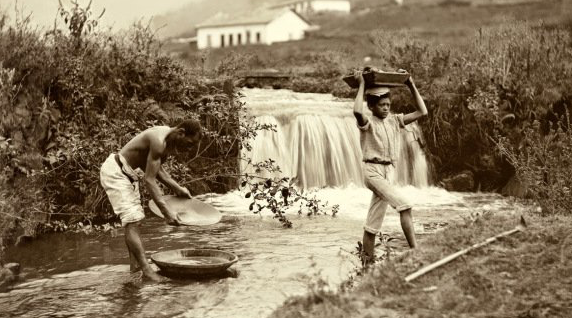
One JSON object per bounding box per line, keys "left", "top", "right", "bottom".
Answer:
{"left": 196, "top": 11, "right": 310, "bottom": 49}
{"left": 310, "top": 0, "right": 351, "bottom": 13}
{"left": 197, "top": 24, "right": 267, "bottom": 49}
{"left": 266, "top": 11, "right": 309, "bottom": 44}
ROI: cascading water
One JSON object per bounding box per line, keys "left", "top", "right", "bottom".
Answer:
{"left": 2, "top": 88, "right": 526, "bottom": 318}
{"left": 241, "top": 88, "right": 430, "bottom": 189}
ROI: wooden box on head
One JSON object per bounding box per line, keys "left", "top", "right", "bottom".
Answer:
{"left": 343, "top": 67, "right": 410, "bottom": 89}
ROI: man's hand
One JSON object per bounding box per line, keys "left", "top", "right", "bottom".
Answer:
{"left": 397, "top": 69, "right": 415, "bottom": 88}
{"left": 175, "top": 186, "right": 192, "bottom": 199}
{"left": 164, "top": 210, "right": 182, "bottom": 226}
{"left": 405, "top": 76, "right": 415, "bottom": 88}
{"left": 354, "top": 70, "right": 365, "bottom": 84}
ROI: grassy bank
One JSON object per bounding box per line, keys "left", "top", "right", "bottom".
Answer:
{"left": 271, "top": 211, "right": 572, "bottom": 318}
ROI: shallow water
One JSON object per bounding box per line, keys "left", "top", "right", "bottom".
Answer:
{"left": 1, "top": 88, "right": 526, "bottom": 317}
{"left": 1, "top": 187, "right": 525, "bottom": 318}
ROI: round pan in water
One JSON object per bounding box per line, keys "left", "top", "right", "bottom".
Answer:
{"left": 149, "top": 195, "right": 222, "bottom": 226}
{"left": 151, "top": 249, "right": 238, "bottom": 276}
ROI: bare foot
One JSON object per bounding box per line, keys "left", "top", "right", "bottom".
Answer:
{"left": 130, "top": 264, "right": 141, "bottom": 273}
{"left": 142, "top": 268, "right": 164, "bottom": 282}
{"left": 130, "top": 259, "right": 151, "bottom": 273}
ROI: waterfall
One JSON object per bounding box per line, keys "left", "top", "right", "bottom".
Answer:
{"left": 241, "top": 88, "right": 429, "bottom": 189}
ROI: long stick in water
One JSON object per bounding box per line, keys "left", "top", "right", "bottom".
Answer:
{"left": 405, "top": 216, "right": 527, "bottom": 283}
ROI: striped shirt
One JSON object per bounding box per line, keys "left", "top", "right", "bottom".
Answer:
{"left": 357, "top": 113, "right": 405, "bottom": 164}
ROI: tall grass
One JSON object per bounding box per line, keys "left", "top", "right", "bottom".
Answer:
{"left": 0, "top": 3, "right": 244, "bottom": 245}
{"left": 269, "top": 16, "right": 572, "bottom": 317}
{"left": 369, "top": 19, "right": 572, "bottom": 193}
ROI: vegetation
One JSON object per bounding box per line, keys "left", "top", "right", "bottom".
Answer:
{"left": 1, "top": 0, "right": 571, "bottom": 315}
{"left": 0, "top": 1, "right": 344, "bottom": 248}
{"left": 0, "top": 2, "right": 242, "bottom": 243}
{"left": 171, "top": 0, "right": 571, "bottom": 193}
{"left": 382, "top": 18, "right": 572, "bottom": 192}
{"left": 251, "top": 3, "right": 571, "bottom": 317}
{"left": 271, "top": 211, "right": 572, "bottom": 318}
{"left": 0, "top": 0, "right": 568, "bottom": 234}
{"left": 497, "top": 119, "right": 572, "bottom": 215}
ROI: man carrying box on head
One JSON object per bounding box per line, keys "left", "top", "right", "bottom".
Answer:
{"left": 353, "top": 70, "right": 428, "bottom": 265}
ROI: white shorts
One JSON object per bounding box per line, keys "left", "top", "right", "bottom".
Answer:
{"left": 363, "top": 162, "right": 411, "bottom": 234}
{"left": 100, "top": 154, "right": 144, "bottom": 226}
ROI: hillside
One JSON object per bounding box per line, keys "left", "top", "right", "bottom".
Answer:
{"left": 153, "top": 0, "right": 436, "bottom": 39}
{"left": 310, "top": 0, "right": 566, "bottom": 46}
{"left": 151, "top": 0, "right": 284, "bottom": 38}
{"left": 163, "top": 0, "right": 569, "bottom": 69}
{"left": 153, "top": 0, "right": 549, "bottom": 38}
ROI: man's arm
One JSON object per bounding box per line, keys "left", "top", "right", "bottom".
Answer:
{"left": 157, "top": 166, "right": 192, "bottom": 198}
{"left": 144, "top": 140, "right": 179, "bottom": 222}
{"left": 353, "top": 71, "right": 368, "bottom": 127}
{"left": 403, "top": 76, "right": 428, "bottom": 125}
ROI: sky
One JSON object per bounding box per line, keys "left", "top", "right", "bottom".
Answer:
{"left": 1, "top": 0, "right": 200, "bottom": 31}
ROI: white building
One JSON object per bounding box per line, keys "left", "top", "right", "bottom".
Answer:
{"left": 269, "top": 0, "right": 351, "bottom": 14}
{"left": 195, "top": 8, "right": 311, "bottom": 50}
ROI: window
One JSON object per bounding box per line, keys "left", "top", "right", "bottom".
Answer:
{"left": 246, "top": 31, "right": 251, "bottom": 44}
{"left": 238, "top": 33, "right": 242, "bottom": 45}
{"left": 256, "top": 32, "right": 261, "bottom": 43}
{"left": 207, "top": 35, "right": 211, "bottom": 48}
{"left": 229, "top": 34, "right": 234, "bottom": 46}
{"left": 220, "top": 34, "right": 225, "bottom": 47}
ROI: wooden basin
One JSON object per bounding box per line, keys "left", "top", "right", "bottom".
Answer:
{"left": 343, "top": 70, "right": 410, "bottom": 88}
{"left": 151, "top": 249, "right": 238, "bottom": 277}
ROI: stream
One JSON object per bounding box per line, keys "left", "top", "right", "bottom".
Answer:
{"left": 1, "top": 189, "right": 524, "bottom": 318}
{"left": 1, "top": 89, "right": 525, "bottom": 318}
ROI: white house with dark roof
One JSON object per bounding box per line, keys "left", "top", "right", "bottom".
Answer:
{"left": 269, "top": 0, "right": 351, "bottom": 14}
{"left": 195, "top": 8, "right": 311, "bottom": 49}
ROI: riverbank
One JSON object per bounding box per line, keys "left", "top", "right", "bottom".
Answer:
{"left": 270, "top": 210, "right": 572, "bottom": 318}
{"left": 1, "top": 188, "right": 539, "bottom": 317}
{"left": 2, "top": 0, "right": 571, "bottom": 275}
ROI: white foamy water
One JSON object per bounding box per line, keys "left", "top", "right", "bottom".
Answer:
{"left": 200, "top": 185, "right": 463, "bottom": 220}
{"left": 2, "top": 89, "right": 527, "bottom": 318}
{"left": 240, "top": 88, "right": 429, "bottom": 189}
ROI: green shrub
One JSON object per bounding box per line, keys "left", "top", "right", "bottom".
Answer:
{"left": 0, "top": 2, "right": 339, "bottom": 244}
{"left": 370, "top": 20, "right": 572, "bottom": 191}
{"left": 497, "top": 119, "right": 572, "bottom": 215}
{"left": 0, "top": 3, "right": 245, "bottom": 243}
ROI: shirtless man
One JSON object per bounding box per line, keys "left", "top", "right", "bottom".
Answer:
{"left": 100, "top": 119, "right": 201, "bottom": 281}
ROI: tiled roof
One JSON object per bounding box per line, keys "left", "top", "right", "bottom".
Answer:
{"left": 196, "top": 7, "right": 309, "bottom": 29}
